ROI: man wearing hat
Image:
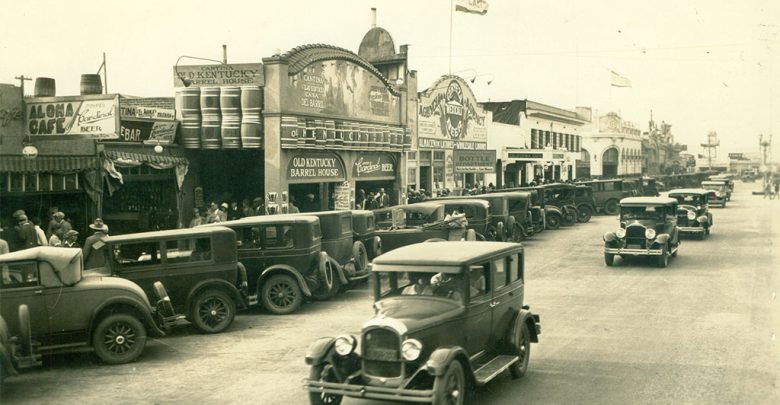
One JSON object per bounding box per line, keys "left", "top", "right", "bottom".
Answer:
{"left": 47, "top": 211, "right": 72, "bottom": 240}
{"left": 62, "top": 230, "right": 80, "bottom": 248}
{"left": 13, "top": 210, "right": 39, "bottom": 251}
{"left": 252, "top": 197, "right": 265, "bottom": 216}
{"left": 83, "top": 218, "right": 109, "bottom": 269}
{"left": 218, "top": 202, "right": 229, "bottom": 222}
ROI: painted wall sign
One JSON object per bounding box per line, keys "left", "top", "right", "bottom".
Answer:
{"left": 508, "top": 152, "right": 544, "bottom": 159}
{"left": 26, "top": 96, "right": 118, "bottom": 138}
{"left": 287, "top": 152, "right": 346, "bottom": 182}
{"left": 453, "top": 150, "right": 496, "bottom": 173}
{"left": 173, "top": 63, "right": 264, "bottom": 88}
{"left": 418, "top": 137, "right": 487, "bottom": 150}
{"left": 333, "top": 181, "right": 352, "bottom": 210}
{"left": 118, "top": 120, "right": 178, "bottom": 144}
{"left": 417, "top": 76, "right": 487, "bottom": 150}
{"left": 120, "top": 105, "right": 175, "bottom": 120}
{"left": 284, "top": 60, "right": 400, "bottom": 125}
{"left": 352, "top": 153, "right": 395, "bottom": 178}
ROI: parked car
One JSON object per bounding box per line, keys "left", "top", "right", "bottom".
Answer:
{"left": 603, "top": 197, "right": 681, "bottom": 267}
{"left": 485, "top": 192, "right": 536, "bottom": 241}
{"left": 202, "top": 216, "right": 332, "bottom": 314}
{"left": 580, "top": 179, "right": 632, "bottom": 215}
{"left": 539, "top": 183, "right": 578, "bottom": 227}
{"left": 419, "top": 199, "right": 494, "bottom": 240}
{"left": 304, "top": 241, "right": 541, "bottom": 405}
{"left": 373, "top": 203, "right": 476, "bottom": 253}
{"left": 429, "top": 194, "right": 511, "bottom": 241}
{"left": 502, "top": 187, "right": 546, "bottom": 234}
{"left": 667, "top": 189, "right": 713, "bottom": 239}
{"left": 700, "top": 180, "right": 729, "bottom": 207}
{"left": 574, "top": 185, "right": 597, "bottom": 223}
{"left": 706, "top": 176, "right": 734, "bottom": 201}
{"left": 0, "top": 247, "right": 175, "bottom": 370}
{"left": 351, "top": 210, "right": 383, "bottom": 261}
{"left": 91, "top": 226, "right": 247, "bottom": 333}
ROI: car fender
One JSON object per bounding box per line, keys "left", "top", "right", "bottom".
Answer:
{"left": 259, "top": 264, "right": 313, "bottom": 297}
{"left": 545, "top": 206, "right": 563, "bottom": 216}
{"left": 185, "top": 279, "right": 246, "bottom": 314}
{"left": 328, "top": 256, "right": 349, "bottom": 285}
{"left": 425, "top": 346, "right": 475, "bottom": 378}
{"left": 508, "top": 310, "right": 540, "bottom": 347}
{"left": 305, "top": 337, "right": 336, "bottom": 366}
{"left": 88, "top": 296, "right": 165, "bottom": 340}
{"left": 370, "top": 236, "right": 382, "bottom": 258}
{"left": 655, "top": 233, "right": 670, "bottom": 244}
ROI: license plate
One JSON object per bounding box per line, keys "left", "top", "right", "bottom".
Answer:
{"left": 627, "top": 244, "right": 641, "bottom": 249}
{"left": 365, "top": 348, "right": 398, "bottom": 361}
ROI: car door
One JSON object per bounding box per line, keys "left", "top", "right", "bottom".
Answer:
{"left": 464, "top": 263, "right": 492, "bottom": 358}
{"left": 491, "top": 254, "right": 523, "bottom": 345}
{"left": 1, "top": 260, "right": 48, "bottom": 340}
{"left": 109, "top": 240, "right": 163, "bottom": 304}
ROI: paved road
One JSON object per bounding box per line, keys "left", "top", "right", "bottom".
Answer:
{"left": 2, "top": 182, "right": 778, "bottom": 404}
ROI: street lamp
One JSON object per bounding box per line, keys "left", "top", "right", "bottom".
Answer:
{"left": 174, "top": 55, "right": 226, "bottom": 87}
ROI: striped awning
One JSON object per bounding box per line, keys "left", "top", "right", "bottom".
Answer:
{"left": 104, "top": 150, "right": 189, "bottom": 166}
{"left": 0, "top": 156, "right": 99, "bottom": 173}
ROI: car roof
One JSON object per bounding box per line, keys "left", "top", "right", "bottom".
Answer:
{"left": 701, "top": 180, "right": 725, "bottom": 185}
{"left": 284, "top": 210, "right": 351, "bottom": 218}
{"left": 0, "top": 246, "right": 81, "bottom": 265}
{"left": 620, "top": 197, "right": 678, "bottom": 206}
{"left": 378, "top": 202, "right": 443, "bottom": 213}
{"left": 539, "top": 183, "right": 575, "bottom": 189}
{"left": 580, "top": 179, "right": 622, "bottom": 183}
{"left": 372, "top": 241, "right": 523, "bottom": 268}
{"left": 482, "top": 191, "right": 530, "bottom": 198}
{"left": 351, "top": 210, "right": 373, "bottom": 217}
{"left": 667, "top": 188, "right": 710, "bottom": 196}
{"left": 107, "top": 225, "right": 235, "bottom": 242}
{"left": 201, "top": 215, "right": 319, "bottom": 227}
{"left": 423, "top": 199, "right": 489, "bottom": 207}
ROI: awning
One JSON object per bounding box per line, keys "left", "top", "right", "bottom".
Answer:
{"left": 0, "top": 156, "right": 99, "bottom": 173}
{"left": 104, "top": 150, "right": 189, "bottom": 166}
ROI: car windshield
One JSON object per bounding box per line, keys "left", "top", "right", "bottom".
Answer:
{"left": 621, "top": 206, "right": 665, "bottom": 220}
{"left": 672, "top": 195, "right": 703, "bottom": 205}
{"left": 376, "top": 270, "right": 465, "bottom": 301}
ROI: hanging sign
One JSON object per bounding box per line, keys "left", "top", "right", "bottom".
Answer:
{"left": 333, "top": 181, "right": 352, "bottom": 210}
{"left": 453, "top": 150, "right": 496, "bottom": 173}
{"left": 352, "top": 153, "right": 395, "bottom": 179}
{"left": 118, "top": 120, "right": 178, "bottom": 144}
{"left": 287, "top": 152, "right": 346, "bottom": 182}
{"left": 26, "top": 96, "right": 119, "bottom": 138}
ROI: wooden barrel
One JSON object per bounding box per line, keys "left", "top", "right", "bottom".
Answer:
{"left": 334, "top": 121, "right": 345, "bottom": 148}
{"left": 240, "top": 86, "right": 262, "bottom": 148}
{"left": 179, "top": 87, "right": 202, "bottom": 148}
{"left": 314, "top": 119, "right": 326, "bottom": 147}
{"left": 325, "top": 120, "right": 337, "bottom": 148}
{"left": 34, "top": 77, "right": 56, "bottom": 97}
{"left": 80, "top": 74, "right": 103, "bottom": 95}
{"left": 296, "top": 118, "right": 308, "bottom": 147}
{"left": 280, "top": 116, "right": 298, "bottom": 148}
{"left": 220, "top": 87, "right": 242, "bottom": 148}
{"left": 381, "top": 127, "right": 391, "bottom": 151}
{"left": 200, "top": 87, "right": 222, "bottom": 149}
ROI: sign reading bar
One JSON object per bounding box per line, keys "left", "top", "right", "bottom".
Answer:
{"left": 26, "top": 96, "right": 118, "bottom": 138}
{"left": 118, "top": 120, "right": 178, "bottom": 144}
{"left": 353, "top": 153, "right": 395, "bottom": 179}
{"left": 453, "top": 150, "right": 496, "bottom": 173}
{"left": 287, "top": 152, "right": 346, "bottom": 183}
{"left": 173, "top": 63, "right": 264, "bottom": 88}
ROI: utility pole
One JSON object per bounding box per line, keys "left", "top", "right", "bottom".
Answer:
{"left": 760, "top": 134, "right": 773, "bottom": 188}
{"left": 15, "top": 75, "right": 32, "bottom": 96}
{"left": 700, "top": 131, "right": 719, "bottom": 171}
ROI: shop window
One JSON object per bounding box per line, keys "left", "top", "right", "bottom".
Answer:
{"left": 419, "top": 151, "right": 432, "bottom": 163}
{"left": 113, "top": 242, "right": 160, "bottom": 268}
{"left": 407, "top": 151, "right": 417, "bottom": 160}
{"left": 408, "top": 167, "right": 417, "bottom": 185}
{"left": 433, "top": 167, "right": 444, "bottom": 184}
{"left": 2, "top": 173, "right": 79, "bottom": 193}
{"left": 433, "top": 151, "right": 445, "bottom": 161}
{"left": 1, "top": 261, "right": 39, "bottom": 289}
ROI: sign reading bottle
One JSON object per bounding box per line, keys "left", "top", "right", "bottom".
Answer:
{"left": 287, "top": 152, "right": 346, "bottom": 183}
{"left": 453, "top": 150, "right": 496, "bottom": 173}
{"left": 418, "top": 76, "right": 487, "bottom": 150}
{"left": 26, "top": 95, "right": 119, "bottom": 138}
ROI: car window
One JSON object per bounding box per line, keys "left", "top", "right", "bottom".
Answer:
{"left": 235, "top": 226, "right": 260, "bottom": 249}
{"left": 113, "top": 242, "right": 160, "bottom": 268}
{"left": 264, "top": 225, "right": 294, "bottom": 249}
{"left": 604, "top": 182, "right": 614, "bottom": 191}
{"left": 1, "top": 261, "right": 39, "bottom": 289}
{"left": 467, "top": 264, "right": 489, "bottom": 301}
{"left": 366, "top": 216, "right": 374, "bottom": 231}
{"left": 312, "top": 223, "right": 322, "bottom": 240}
{"left": 493, "top": 258, "right": 507, "bottom": 289}
{"left": 508, "top": 254, "right": 520, "bottom": 282}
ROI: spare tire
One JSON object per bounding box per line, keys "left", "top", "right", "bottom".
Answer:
{"left": 311, "top": 252, "right": 334, "bottom": 301}
{"left": 352, "top": 241, "right": 369, "bottom": 272}
{"left": 371, "top": 236, "right": 383, "bottom": 259}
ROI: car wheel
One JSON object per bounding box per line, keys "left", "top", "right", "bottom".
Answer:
{"left": 604, "top": 253, "right": 615, "bottom": 266}
{"left": 261, "top": 274, "right": 303, "bottom": 315}
{"left": 190, "top": 289, "right": 236, "bottom": 334}
{"left": 546, "top": 214, "right": 561, "bottom": 230}
{"left": 308, "top": 363, "right": 343, "bottom": 405}
{"left": 577, "top": 205, "right": 593, "bottom": 223}
{"left": 311, "top": 254, "right": 335, "bottom": 301}
{"left": 671, "top": 243, "right": 679, "bottom": 257}
{"left": 509, "top": 322, "right": 531, "bottom": 379}
{"left": 351, "top": 241, "right": 369, "bottom": 272}
{"left": 18, "top": 304, "right": 33, "bottom": 356}
{"left": 656, "top": 245, "right": 669, "bottom": 268}
{"left": 432, "top": 360, "right": 466, "bottom": 405}
{"left": 92, "top": 313, "right": 147, "bottom": 365}
{"left": 604, "top": 199, "right": 619, "bottom": 215}
{"left": 705, "top": 226, "right": 710, "bottom": 235}
{"left": 563, "top": 211, "right": 577, "bottom": 226}
{"left": 512, "top": 225, "right": 525, "bottom": 242}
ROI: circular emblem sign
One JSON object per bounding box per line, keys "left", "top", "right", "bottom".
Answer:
{"left": 444, "top": 81, "right": 465, "bottom": 139}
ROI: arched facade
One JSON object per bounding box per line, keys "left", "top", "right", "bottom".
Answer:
{"left": 576, "top": 148, "right": 591, "bottom": 178}
{"left": 602, "top": 147, "right": 619, "bottom": 178}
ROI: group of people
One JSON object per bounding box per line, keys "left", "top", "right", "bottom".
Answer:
{"left": 188, "top": 196, "right": 302, "bottom": 228}
{"left": 0, "top": 208, "right": 80, "bottom": 255}
{"left": 356, "top": 188, "right": 391, "bottom": 210}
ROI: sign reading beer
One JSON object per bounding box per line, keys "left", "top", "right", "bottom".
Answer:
{"left": 173, "top": 63, "right": 264, "bottom": 88}
{"left": 284, "top": 59, "right": 401, "bottom": 125}
{"left": 352, "top": 153, "right": 395, "bottom": 179}
{"left": 418, "top": 76, "right": 487, "bottom": 150}
{"left": 453, "top": 150, "right": 496, "bottom": 173}
{"left": 26, "top": 96, "right": 118, "bottom": 138}
{"left": 118, "top": 120, "right": 178, "bottom": 144}
{"left": 287, "top": 152, "right": 346, "bottom": 182}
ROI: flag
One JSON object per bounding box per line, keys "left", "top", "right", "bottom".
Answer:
{"left": 610, "top": 70, "right": 632, "bottom": 87}
{"left": 455, "top": 0, "right": 489, "bottom": 15}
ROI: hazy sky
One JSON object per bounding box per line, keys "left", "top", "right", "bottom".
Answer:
{"left": 2, "top": 0, "right": 777, "bottom": 157}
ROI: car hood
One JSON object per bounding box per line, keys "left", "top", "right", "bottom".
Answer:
{"left": 369, "top": 297, "right": 464, "bottom": 334}
{"left": 80, "top": 273, "right": 153, "bottom": 307}
{"left": 623, "top": 219, "right": 656, "bottom": 228}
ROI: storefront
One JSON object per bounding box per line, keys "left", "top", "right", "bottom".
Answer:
{"left": 262, "top": 44, "right": 408, "bottom": 213}
{"left": 416, "top": 75, "right": 492, "bottom": 194}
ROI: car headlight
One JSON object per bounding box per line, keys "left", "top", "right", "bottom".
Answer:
{"left": 697, "top": 216, "right": 708, "bottom": 224}
{"left": 615, "top": 228, "right": 626, "bottom": 238}
{"left": 603, "top": 232, "right": 616, "bottom": 242}
{"left": 687, "top": 211, "right": 696, "bottom": 220}
{"left": 401, "top": 338, "right": 423, "bottom": 361}
{"left": 645, "top": 228, "right": 656, "bottom": 239}
{"left": 333, "top": 335, "right": 357, "bottom": 356}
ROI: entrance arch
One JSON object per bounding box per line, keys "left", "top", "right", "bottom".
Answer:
{"left": 577, "top": 148, "right": 591, "bottom": 178}
{"left": 602, "top": 147, "right": 619, "bottom": 178}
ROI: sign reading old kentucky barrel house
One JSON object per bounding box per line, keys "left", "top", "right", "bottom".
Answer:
{"left": 418, "top": 76, "right": 488, "bottom": 150}
{"left": 287, "top": 152, "right": 346, "bottom": 183}
{"left": 173, "top": 63, "right": 264, "bottom": 88}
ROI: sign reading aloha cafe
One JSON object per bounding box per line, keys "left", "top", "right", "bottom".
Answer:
{"left": 418, "top": 75, "right": 487, "bottom": 150}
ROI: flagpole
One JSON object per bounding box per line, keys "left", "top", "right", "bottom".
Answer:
{"left": 449, "top": 0, "right": 453, "bottom": 74}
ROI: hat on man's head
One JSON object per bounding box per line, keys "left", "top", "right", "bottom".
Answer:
{"left": 53, "top": 212, "right": 65, "bottom": 220}
{"left": 305, "top": 193, "right": 315, "bottom": 199}
{"left": 221, "top": 202, "right": 229, "bottom": 209}
{"left": 89, "top": 218, "right": 109, "bottom": 232}
{"left": 65, "top": 230, "right": 79, "bottom": 238}
{"left": 13, "top": 209, "right": 26, "bottom": 219}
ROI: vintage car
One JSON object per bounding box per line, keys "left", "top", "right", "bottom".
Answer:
{"left": 603, "top": 197, "right": 681, "bottom": 267}
{"left": 485, "top": 192, "right": 536, "bottom": 241}
{"left": 667, "top": 189, "right": 713, "bottom": 239}
{"left": 574, "top": 185, "right": 597, "bottom": 223}
{"left": 503, "top": 187, "right": 546, "bottom": 234}
{"left": 700, "top": 180, "right": 729, "bottom": 207}
{"left": 201, "top": 216, "right": 333, "bottom": 314}
{"left": 708, "top": 174, "right": 734, "bottom": 200}
{"left": 373, "top": 203, "right": 477, "bottom": 254}
{"left": 351, "top": 210, "right": 383, "bottom": 262}
{"left": 538, "top": 183, "right": 578, "bottom": 228}
{"left": 429, "top": 194, "right": 512, "bottom": 241}
{"left": 304, "top": 241, "right": 541, "bottom": 405}
{"left": 419, "top": 199, "right": 494, "bottom": 241}
{"left": 0, "top": 247, "right": 175, "bottom": 369}
{"left": 91, "top": 226, "right": 247, "bottom": 334}
{"left": 580, "top": 179, "right": 632, "bottom": 215}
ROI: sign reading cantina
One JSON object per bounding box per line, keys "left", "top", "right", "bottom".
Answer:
{"left": 418, "top": 76, "right": 487, "bottom": 150}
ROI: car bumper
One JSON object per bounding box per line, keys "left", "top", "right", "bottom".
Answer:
{"left": 678, "top": 226, "right": 705, "bottom": 233}
{"left": 605, "top": 247, "right": 663, "bottom": 256}
{"left": 304, "top": 380, "right": 433, "bottom": 403}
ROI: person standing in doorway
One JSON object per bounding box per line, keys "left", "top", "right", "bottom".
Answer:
{"left": 83, "top": 219, "right": 109, "bottom": 270}
{"left": 378, "top": 188, "right": 390, "bottom": 208}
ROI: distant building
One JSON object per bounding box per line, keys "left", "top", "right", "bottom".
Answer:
{"left": 579, "top": 111, "right": 643, "bottom": 178}
{"left": 642, "top": 117, "right": 688, "bottom": 175}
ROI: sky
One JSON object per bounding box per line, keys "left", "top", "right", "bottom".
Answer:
{"left": 1, "top": 0, "right": 778, "bottom": 159}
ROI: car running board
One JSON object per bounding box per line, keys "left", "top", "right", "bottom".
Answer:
{"left": 473, "top": 355, "right": 519, "bottom": 385}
